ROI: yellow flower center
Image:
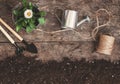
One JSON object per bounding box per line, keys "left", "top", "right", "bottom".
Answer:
{"left": 27, "top": 12, "right": 31, "bottom": 16}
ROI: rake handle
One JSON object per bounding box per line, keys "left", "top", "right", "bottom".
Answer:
{"left": 0, "top": 18, "right": 23, "bottom": 41}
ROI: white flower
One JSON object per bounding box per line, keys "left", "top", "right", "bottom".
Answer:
{"left": 24, "top": 9, "right": 33, "bottom": 19}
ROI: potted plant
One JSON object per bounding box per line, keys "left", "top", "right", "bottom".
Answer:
{"left": 12, "top": 0, "right": 46, "bottom": 33}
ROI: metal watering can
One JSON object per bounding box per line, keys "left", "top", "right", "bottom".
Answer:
{"left": 55, "top": 10, "right": 90, "bottom": 29}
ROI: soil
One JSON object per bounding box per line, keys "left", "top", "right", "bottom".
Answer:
{"left": 0, "top": 56, "right": 120, "bottom": 84}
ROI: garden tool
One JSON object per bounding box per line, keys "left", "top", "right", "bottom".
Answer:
{"left": 0, "top": 25, "right": 24, "bottom": 55}
{"left": 0, "top": 18, "right": 38, "bottom": 53}
{"left": 55, "top": 9, "right": 90, "bottom": 29}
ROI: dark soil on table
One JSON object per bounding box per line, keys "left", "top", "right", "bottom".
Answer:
{"left": 0, "top": 56, "right": 120, "bottom": 84}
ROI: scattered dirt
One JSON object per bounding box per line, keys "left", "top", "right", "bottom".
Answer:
{"left": 0, "top": 56, "right": 120, "bottom": 84}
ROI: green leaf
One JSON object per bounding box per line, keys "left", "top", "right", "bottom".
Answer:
{"left": 38, "top": 17, "right": 45, "bottom": 25}
{"left": 16, "top": 24, "right": 22, "bottom": 32}
{"left": 29, "top": 23, "right": 35, "bottom": 29}
{"left": 26, "top": 26, "right": 34, "bottom": 33}
{"left": 24, "top": 19, "right": 28, "bottom": 24}
{"left": 40, "top": 11, "right": 46, "bottom": 17}
{"left": 13, "top": 10, "right": 18, "bottom": 15}
{"left": 15, "top": 18, "right": 24, "bottom": 24}
{"left": 22, "top": 21, "right": 27, "bottom": 27}
{"left": 31, "top": 18, "right": 36, "bottom": 23}
{"left": 29, "top": 2, "right": 33, "bottom": 9}
{"left": 22, "top": 0, "right": 27, "bottom": 7}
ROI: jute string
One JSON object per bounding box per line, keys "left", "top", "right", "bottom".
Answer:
{"left": 92, "top": 9, "right": 111, "bottom": 40}
{"left": 36, "top": 8, "right": 111, "bottom": 40}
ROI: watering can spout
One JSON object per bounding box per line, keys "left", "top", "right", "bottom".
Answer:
{"left": 77, "top": 16, "right": 90, "bottom": 27}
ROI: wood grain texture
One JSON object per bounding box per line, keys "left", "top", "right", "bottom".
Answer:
{"left": 0, "top": 41, "right": 120, "bottom": 62}
{"left": 0, "top": 0, "right": 120, "bottom": 62}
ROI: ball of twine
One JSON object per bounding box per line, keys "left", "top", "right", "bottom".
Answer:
{"left": 96, "top": 34, "right": 115, "bottom": 55}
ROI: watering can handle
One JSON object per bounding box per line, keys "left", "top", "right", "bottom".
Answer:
{"left": 54, "top": 7, "right": 64, "bottom": 24}
{"left": 55, "top": 13, "right": 62, "bottom": 24}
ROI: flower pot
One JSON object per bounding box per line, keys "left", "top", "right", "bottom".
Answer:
{"left": 13, "top": 3, "right": 40, "bottom": 25}
{"left": 12, "top": 2, "right": 45, "bottom": 32}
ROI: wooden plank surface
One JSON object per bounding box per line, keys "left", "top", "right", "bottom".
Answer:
{"left": 0, "top": 41, "right": 120, "bottom": 62}
{"left": 0, "top": 0, "right": 120, "bottom": 62}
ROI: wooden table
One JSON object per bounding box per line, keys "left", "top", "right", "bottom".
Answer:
{"left": 0, "top": 0, "right": 120, "bottom": 62}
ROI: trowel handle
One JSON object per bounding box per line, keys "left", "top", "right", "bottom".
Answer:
{"left": 0, "top": 18, "right": 23, "bottom": 41}
{"left": 0, "top": 25, "right": 15, "bottom": 44}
